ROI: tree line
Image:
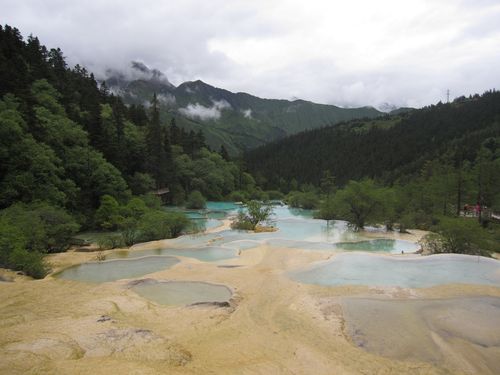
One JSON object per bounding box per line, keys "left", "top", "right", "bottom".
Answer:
{"left": 246, "top": 91, "right": 500, "bottom": 255}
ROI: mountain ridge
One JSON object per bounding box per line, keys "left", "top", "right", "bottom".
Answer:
{"left": 104, "top": 62, "right": 385, "bottom": 154}
{"left": 244, "top": 90, "right": 500, "bottom": 189}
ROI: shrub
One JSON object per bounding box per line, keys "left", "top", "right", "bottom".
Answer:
{"left": 8, "top": 247, "right": 48, "bottom": 279}
{"left": 128, "top": 172, "right": 155, "bottom": 195}
{"left": 95, "top": 195, "right": 123, "bottom": 230}
{"left": 266, "top": 190, "right": 284, "bottom": 200}
{"left": 138, "top": 211, "right": 172, "bottom": 241}
{"left": 186, "top": 190, "right": 206, "bottom": 209}
{"left": 231, "top": 211, "right": 256, "bottom": 230}
{"left": 286, "top": 191, "right": 319, "bottom": 209}
{"left": 325, "top": 180, "right": 387, "bottom": 230}
{"left": 120, "top": 218, "right": 139, "bottom": 246}
{"left": 164, "top": 212, "right": 190, "bottom": 237}
{"left": 170, "top": 184, "right": 186, "bottom": 206}
{"left": 226, "top": 191, "right": 249, "bottom": 202}
{"left": 97, "top": 234, "right": 123, "bottom": 250}
{"left": 0, "top": 202, "right": 79, "bottom": 253}
{"left": 231, "top": 201, "right": 274, "bottom": 230}
{"left": 0, "top": 219, "right": 25, "bottom": 266}
{"left": 122, "top": 197, "right": 148, "bottom": 220}
{"left": 0, "top": 210, "right": 49, "bottom": 279}
{"left": 248, "top": 189, "right": 269, "bottom": 201}
{"left": 139, "top": 193, "right": 163, "bottom": 210}
{"left": 33, "top": 203, "right": 80, "bottom": 252}
{"left": 315, "top": 197, "right": 336, "bottom": 220}
{"left": 426, "top": 217, "right": 490, "bottom": 256}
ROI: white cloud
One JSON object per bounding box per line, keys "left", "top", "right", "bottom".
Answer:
{"left": 2, "top": 0, "right": 500, "bottom": 108}
{"left": 242, "top": 109, "right": 252, "bottom": 118}
{"left": 157, "top": 93, "right": 176, "bottom": 106}
{"left": 178, "top": 99, "right": 231, "bottom": 121}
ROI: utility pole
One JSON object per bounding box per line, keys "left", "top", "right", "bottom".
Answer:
{"left": 446, "top": 89, "right": 450, "bottom": 103}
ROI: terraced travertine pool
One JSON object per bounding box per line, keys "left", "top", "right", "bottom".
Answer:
{"left": 341, "top": 296, "right": 500, "bottom": 373}
{"left": 56, "top": 256, "right": 179, "bottom": 283}
{"left": 289, "top": 252, "right": 500, "bottom": 288}
{"left": 130, "top": 280, "right": 232, "bottom": 306}
{"left": 8, "top": 202, "right": 500, "bottom": 374}
{"left": 59, "top": 203, "right": 500, "bottom": 290}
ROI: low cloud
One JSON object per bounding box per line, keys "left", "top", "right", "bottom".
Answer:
{"left": 179, "top": 99, "right": 231, "bottom": 121}
{"left": 105, "top": 61, "right": 175, "bottom": 87}
{"left": 157, "top": 93, "right": 176, "bottom": 105}
{"left": 3, "top": 1, "right": 500, "bottom": 108}
{"left": 241, "top": 108, "right": 252, "bottom": 118}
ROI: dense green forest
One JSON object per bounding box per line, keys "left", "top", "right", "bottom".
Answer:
{"left": 0, "top": 25, "right": 261, "bottom": 277}
{"left": 246, "top": 92, "right": 500, "bottom": 189}
{"left": 246, "top": 93, "right": 500, "bottom": 254}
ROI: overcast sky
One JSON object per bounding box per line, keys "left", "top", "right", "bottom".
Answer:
{"left": 2, "top": 0, "right": 500, "bottom": 108}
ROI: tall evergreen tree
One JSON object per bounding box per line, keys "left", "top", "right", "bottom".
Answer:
{"left": 219, "top": 145, "right": 230, "bottom": 161}
{"left": 145, "top": 93, "right": 167, "bottom": 188}
{"left": 170, "top": 117, "right": 181, "bottom": 145}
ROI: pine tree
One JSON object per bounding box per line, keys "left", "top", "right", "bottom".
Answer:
{"left": 219, "top": 145, "right": 230, "bottom": 161}
{"left": 145, "top": 93, "right": 167, "bottom": 188}
{"left": 170, "top": 118, "right": 180, "bottom": 145}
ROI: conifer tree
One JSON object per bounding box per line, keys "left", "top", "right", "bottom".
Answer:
{"left": 219, "top": 145, "right": 230, "bottom": 161}
{"left": 145, "top": 93, "right": 167, "bottom": 188}
{"left": 170, "top": 118, "right": 180, "bottom": 145}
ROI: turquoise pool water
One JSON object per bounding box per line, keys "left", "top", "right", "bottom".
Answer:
{"left": 189, "top": 218, "right": 222, "bottom": 232}
{"left": 205, "top": 201, "right": 240, "bottom": 212}
{"left": 56, "top": 256, "right": 179, "bottom": 283}
{"left": 290, "top": 253, "right": 500, "bottom": 288}
{"left": 62, "top": 203, "right": 429, "bottom": 283}
{"left": 107, "top": 246, "right": 239, "bottom": 262}
{"left": 149, "top": 205, "right": 405, "bottom": 255}
{"left": 165, "top": 201, "right": 240, "bottom": 233}
{"left": 131, "top": 280, "right": 232, "bottom": 305}
{"left": 332, "top": 239, "right": 420, "bottom": 253}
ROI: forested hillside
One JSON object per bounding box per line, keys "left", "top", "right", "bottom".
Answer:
{"left": 0, "top": 25, "right": 259, "bottom": 277}
{"left": 246, "top": 92, "right": 500, "bottom": 190}
{"left": 246, "top": 92, "right": 500, "bottom": 254}
{"left": 106, "top": 63, "right": 384, "bottom": 155}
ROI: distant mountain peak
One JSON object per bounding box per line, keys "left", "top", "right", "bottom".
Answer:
{"left": 130, "top": 61, "right": 149, "bottom": 73}
{"left": 105, "top": 61, "right": 175, "bottom": 89}
{"left": 102, "top": 62, "right": 384, "bottom": 153}
{"left": 377, "top": 102, "right": 398, "bottom": 113}
{"left": 130, "top": 61, "right": 174, "bottom": 86}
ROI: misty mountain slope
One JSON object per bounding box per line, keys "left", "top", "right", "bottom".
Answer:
{"left": 105, "top": 63, "right": 384, "bottom": 154}
{"left": 244, "top": 91, "right": 500, "bottom": 189}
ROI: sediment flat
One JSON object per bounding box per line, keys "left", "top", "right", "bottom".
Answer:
{"left": 1, "top": 229, "right": 499, "bottom": 374}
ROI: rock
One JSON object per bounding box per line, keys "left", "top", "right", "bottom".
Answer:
{"left": 189, "top": 301, "right": 231, "bottom": 308}
{"left": 5, "top": 337, "right": 84, "bottom": 360}
{"left": 0, "top": 275, "right": 13, "bottom": 282}
{"left": 96, "top": 315, "right": 112, "bottom": 323}
{"left": 79, "top": 328, "right": 192, "bottom": 366}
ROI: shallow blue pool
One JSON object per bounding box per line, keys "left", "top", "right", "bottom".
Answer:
{"left": 56, "top": 256, "right": 179, "bottom": 283}
{"left": 131, "top": 280, "right": 232, "bottom": 305}
{"left": 107, "top": 246, "right": 239, "bottom": 262}
{"left": 332, "top": 239, "right": 420, "bottom": 253}
{"left": 290, "top": 253, "right": 500, "bottom": 288}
